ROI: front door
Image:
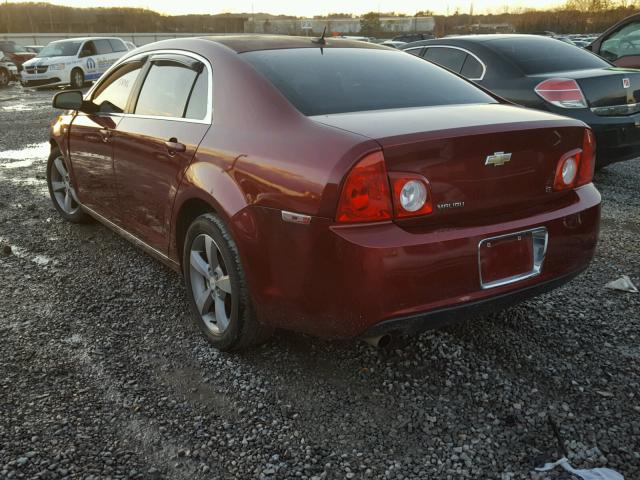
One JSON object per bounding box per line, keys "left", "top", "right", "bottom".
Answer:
{"left": 68, "top": 59, "right": 145, "bottom": 224}
{"left": 112, "top": 53, "right": 211, "bottom": 253}
{"left": 596, "top": 21, "right": 640, "bottom": 69}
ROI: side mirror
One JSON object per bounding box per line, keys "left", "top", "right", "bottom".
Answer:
{"left": 52, "top": 91, "right": 84, "bottom": 110}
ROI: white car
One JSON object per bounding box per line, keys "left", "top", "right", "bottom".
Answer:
{"left": 0, "top": 54, "right": 19, "bottom": 87}
{"left": 21, "top": 37, "right": 128, "bottom": 89}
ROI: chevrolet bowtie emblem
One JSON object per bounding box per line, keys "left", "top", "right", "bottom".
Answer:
{"left": 485, "top": 151, "right": 512, "bottom": 166}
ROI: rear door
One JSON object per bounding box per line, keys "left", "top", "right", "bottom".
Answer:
{"left": 112, "top": 52, "right": 211, "bottom": 253}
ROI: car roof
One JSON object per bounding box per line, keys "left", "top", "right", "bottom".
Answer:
{"left": 50, "top": 37, "right": 123, "bottom": 44}
{"left": 405, "top": 34, "right": 565, "bottom": 45}
{"left": 199, "top": 35, "right": 388, "bottom": 53}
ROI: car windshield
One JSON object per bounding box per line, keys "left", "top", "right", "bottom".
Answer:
{"left": 1, "top": 43, "right": 26, "bottom": 54}
{"left": 37, "top": 41, "right": 82, "bottom": 58}
{"left": 485, "top": 37, "right": 610, "bottom": 74}
{"left": 242, "top": 47, "right": 497, "bottom": 116}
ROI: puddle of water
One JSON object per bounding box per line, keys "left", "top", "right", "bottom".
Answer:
{"left": 0, "top": 236, "right": 55, "bottom": 266}
{"left": 0, "top": 103, "right": 49, "bottom": 112}
{"left": 0, "top": 142, "right": 49, "bottom": 163}
{"left": 2, "top": 159, "right": 35, "bottom": 169}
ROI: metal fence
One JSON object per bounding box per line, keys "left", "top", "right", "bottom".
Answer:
{"left": 0, "top": 32, "right": 221, "bottom": 47}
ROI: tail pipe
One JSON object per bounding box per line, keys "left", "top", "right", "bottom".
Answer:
{"left": 363, "top": 334, "right": 393, "bottom": 349}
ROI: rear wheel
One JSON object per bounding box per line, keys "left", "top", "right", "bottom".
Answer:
{"left": 183, "top": 213, "right": 272, "bottom": 351}
{"left": 46, "top": 148, "right": 90, "bottom": 223}
{"left": 0, "top": 68, "right": 9, "bottom": 87}
{"left": 70, "top": 68, "right": 84, "bottom": 89}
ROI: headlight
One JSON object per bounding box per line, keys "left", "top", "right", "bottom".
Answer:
{"left": 49, "top": 63, "right": 65, "bottom": 71}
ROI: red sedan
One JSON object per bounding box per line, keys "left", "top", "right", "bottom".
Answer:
{"left": 48, "top": 36, "right": 601, "bottom": 350}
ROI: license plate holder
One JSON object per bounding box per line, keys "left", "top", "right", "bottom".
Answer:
{"left": 478, "top": 227, "right": 548, "bottom": 289}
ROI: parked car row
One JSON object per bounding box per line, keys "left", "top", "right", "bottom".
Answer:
{"left": 0, "top": 37, "right": 136, "bottom": 88}
{"left": 401, "top": 26, "right": 640, "bottom": 168}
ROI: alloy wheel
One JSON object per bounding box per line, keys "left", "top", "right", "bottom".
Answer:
{"left": 50, "top": 155, "right": 80, "bottom": 215}
{"left": 0, "top": 70, "right": 8, "bottom": 86}
{"left": 189, "top": 233, "right": 234, "bottom": 335}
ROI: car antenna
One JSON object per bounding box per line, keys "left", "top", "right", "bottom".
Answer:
{"left": 312, "top": 26, "right": 327, "bottom": 46}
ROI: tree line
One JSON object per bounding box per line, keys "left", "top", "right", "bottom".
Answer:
{"left": 1, "top": 1, "right": 639, "bottom": 35}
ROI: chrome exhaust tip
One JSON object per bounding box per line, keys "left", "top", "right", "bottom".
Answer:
{"left": 363, "top": 334, "right": 392, "bottom": 349}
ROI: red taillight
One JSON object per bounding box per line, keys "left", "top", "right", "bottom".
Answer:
{"left": 336, "top": 151, "right": 392, "bottom": 223}
{"left": 389, "top": 173, "right": 433, "bottom": 218}
{"left": 553, "top": 128, "right": 596, "bottom": 191}
{"left": 535, "top": 78, "right": 588, "bottom": 109}
{"left": 336, "top": 151, "right": 435, "bottom": 223}
{"left": 577, "top": 128, "right": 595, "bottom": 187}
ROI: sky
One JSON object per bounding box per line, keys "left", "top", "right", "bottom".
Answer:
{"left": 18, "top": 0, "right": 564, "bottom": 17}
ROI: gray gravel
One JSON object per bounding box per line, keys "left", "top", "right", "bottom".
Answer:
{"left": 1, "top": 83, "right": 639, "bottom": 480}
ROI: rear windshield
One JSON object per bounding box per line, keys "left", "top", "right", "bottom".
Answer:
{"left": 242, "top": 48, "right": 496, "bottom": 116}
{"left": 486, "top": 37, "right": 610, "bottom": 74}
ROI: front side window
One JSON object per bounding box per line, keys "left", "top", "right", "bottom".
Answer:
{"left": 134, "top": 60, "right": 201, "bottom": 118}
{"left": 601, "top": 22, "right": 640, "bottom": 61}
{"left": 424, "top": 47, "right": 467, "bottom": 73}
{"left": 243, "top": 48, "right": 496, "bottom": 116}
{"left": 92, "top": 61, "right": 143, "bottom": 113}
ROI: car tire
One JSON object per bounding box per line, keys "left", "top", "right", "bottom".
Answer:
{"left": 183, "top": 213, "right": 273, "bottom": 351}
{"left": 70, "top": 68, "right": 84, "bottom": 89}
{"left": 0, "top": 68, "right": 9, "bottom": 87}
{"left": 46, "top": 148, "right": 90, "bottom": 223}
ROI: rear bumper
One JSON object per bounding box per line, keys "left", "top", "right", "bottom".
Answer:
{"left": 361, "top": 267, "right": 584, "bottom": 337}
{"left": 550, "top": 107, "right": 640, "bottom": 166}
{"left": 591, "top": 121, "right": 640, "bottom": 166}
{"left": 233, "top": 184, "right": 601, "bottom": 339}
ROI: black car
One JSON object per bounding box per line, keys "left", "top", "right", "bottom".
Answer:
{"left": 401, "top": 34, "right": 640, "bottom": 167}
{"left": 392, "top": 33, "right": 434, "bottom": 43}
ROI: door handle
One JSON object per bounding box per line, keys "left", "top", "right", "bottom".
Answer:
{"left": 165, "top": 138, "right": 186, "bottom": 155}
{"left": 98, "top": 128, "right": 111, "bottom": 143}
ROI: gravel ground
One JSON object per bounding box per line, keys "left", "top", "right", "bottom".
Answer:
{"left": 0, "top": 82, "right": 639, "bottom": 480}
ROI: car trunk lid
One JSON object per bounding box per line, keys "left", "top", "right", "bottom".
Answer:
{"left": 532, "top": 67, "right": 640, "bottom": 115}
{"left": 311, "top": 104, "right": 587, "bottom": 226}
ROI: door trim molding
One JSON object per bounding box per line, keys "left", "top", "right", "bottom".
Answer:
{"left": 80, "top": 203, "right": 181, "bottom": 273}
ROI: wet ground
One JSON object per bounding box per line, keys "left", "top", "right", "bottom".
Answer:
{"left": 0, "top": 82, "right": 639, "bottom": 479}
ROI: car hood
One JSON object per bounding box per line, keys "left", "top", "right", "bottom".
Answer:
{"left": 23, "top": 55, "right": 76, "bottom": 67}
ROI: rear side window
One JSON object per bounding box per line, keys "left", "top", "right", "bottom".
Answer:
{"left": 185, "top": 70, "right": 209, "bottom": 120}
{"left": 109, "top": 39, "right": 127, "bottom": 53}
{"left": 94, "top": 40, "right": 113, "bottom": 55}
{"left": 92, "top": 61, "right": 143, "bottom": 113}
{"left": 486, "top": 37, "right": 610, "bottom": 74}
{"left": 135, "top": 61, "right": 200, "bottom": 118}
{"left": 242, "top": 48, "right": 496, "bottom": 116}
{"left": 460, "top": 55, "right": 484, "bottom": 79}
{"left": 404, "top": 47, "right": 424, "bottom": 57}
{"left": 424, "top": 47, "right": 466, "bottom": 73}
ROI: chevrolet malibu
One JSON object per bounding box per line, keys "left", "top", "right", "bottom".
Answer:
{"left": 47, "top": 36, "right": 601, "bottom": 350}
